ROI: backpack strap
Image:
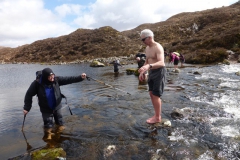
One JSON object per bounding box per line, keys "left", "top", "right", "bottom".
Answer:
{"left": 61, "top": 93, "right": 73, "bottom": 115}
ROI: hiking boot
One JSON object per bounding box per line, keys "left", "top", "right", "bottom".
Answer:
{"left": 43, "top": 128, "right": 54, "bottom": 140}
{"left": 56, "top": 125, "right": 65, "bottom": 133}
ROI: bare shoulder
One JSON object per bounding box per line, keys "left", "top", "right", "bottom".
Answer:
{"left": 155, "top": 42, "right": 163, "bottom": 51}
{"left": 152, "top": 42, "right": 164, "bottom": 55}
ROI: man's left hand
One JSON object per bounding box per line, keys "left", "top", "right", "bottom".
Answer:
{"left": 81, "top": 73, "right": 86, "bottom": 79}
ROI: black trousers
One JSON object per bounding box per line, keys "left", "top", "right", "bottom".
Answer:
{"left": 41, "top": 106, "right": 63, "bottom": 128}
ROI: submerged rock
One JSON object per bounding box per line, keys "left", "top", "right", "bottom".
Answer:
{"left": 173, "top": 68, "right": 180, "bottom": 73}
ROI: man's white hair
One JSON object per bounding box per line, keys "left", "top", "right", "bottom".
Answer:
{"left": 140, "top": 29, "right": 154, "bottom": 37}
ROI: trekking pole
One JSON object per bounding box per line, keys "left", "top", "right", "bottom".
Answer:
{"left": 22, "top": 129, "right": 33, "bottom": 151}
{"left": 86, "top": 76, "right": 131, "bottom": 95}
{"left": 22, "top": 114, "right": 26, "bottom": 131}
{"left": 21, "top": 113, "right": 32, "bottom": 150}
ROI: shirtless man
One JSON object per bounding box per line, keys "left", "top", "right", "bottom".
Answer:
{"left": 138, "top": 29, "right": 166, "bottom": 124}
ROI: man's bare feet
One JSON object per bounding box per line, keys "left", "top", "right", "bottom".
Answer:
{"left": 146, "top": 116, "right": 161, "bottom": 124}
{"left": 147, "top": 116, "right": 155, "bottom": 121}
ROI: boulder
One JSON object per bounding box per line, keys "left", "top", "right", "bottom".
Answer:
{"left": 90, "top": 60, "right": 105, "bottom": 67}
{"left": 126, "top": 68, "right": 137, "bottom": 75}
{"left": 171, "top": 108, "right": 187, "bottom": 119}
{"left": 235, "top": 71, "right": 240, "bottom": 76}
{"left": 223, "top": 59, "right": 230, "bottom": 65}
{"left": 193, "top": 71, "right": 201, "bottom": 75}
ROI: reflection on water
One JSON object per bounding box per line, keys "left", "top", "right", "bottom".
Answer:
{"left": 1, "top": 63, "right": 240, "bottom": 159}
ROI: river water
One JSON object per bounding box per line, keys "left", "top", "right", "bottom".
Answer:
{"left": 0, "top": 63, "right": 239, "bottom": 160}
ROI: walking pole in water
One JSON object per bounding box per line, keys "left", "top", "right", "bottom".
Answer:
{"left": 21, "top": 114, "right": 33, "bottom": 150}
{"left": 22, "top": 129, "right": 33, "bottom": 151}
{"left": 22, "top": 114, "right": 26, "bottom": 131}
{"left": 86, "top": 76, "right": 131, "bottom": 95}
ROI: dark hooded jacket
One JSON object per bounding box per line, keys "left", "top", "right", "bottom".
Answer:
{"left": 24, "top": 68, "right": 84, "bottom": 113}
{"left": 109, "top": 60, "right": 122, "bottom": 72}
{"left": 136, "top": 53, "right": 146, "bottom": 68}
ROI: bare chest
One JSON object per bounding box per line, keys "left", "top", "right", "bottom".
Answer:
{"left": 146, "top": 48, "right": 157, "bottom": 59}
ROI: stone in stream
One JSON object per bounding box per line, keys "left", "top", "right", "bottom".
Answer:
{"left": 31, "top": 148, "right": 66, "bottom": 160}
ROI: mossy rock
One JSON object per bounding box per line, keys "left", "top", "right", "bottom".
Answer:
{"left": 31, "top": 148, "right": 66, "bottom": 160}
{"left": 126, "top": 68, "right": 138, "bottom": 75}
{"left": 134, "top": 69, "right": 140, "bottom": 76}
{"left": 223, "top": 59, "right": 230, "bottom": 65}
{"left": 90, "top": 60, "right": 105, "bottom": 67}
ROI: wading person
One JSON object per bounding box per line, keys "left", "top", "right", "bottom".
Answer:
{"left": 23, "top": 68, "right": 87, "bottom": 140}
{"left": 109, "top": 60, "right": 123, "bottom": 73}
{"left": 138, "top": 29, "right": 166, "bottom": 124}
{"left": 179, "top": 53, "right": 185, "bottom": 67}
{"left": 169, "top": 52, "right": 180, "bottom": 69}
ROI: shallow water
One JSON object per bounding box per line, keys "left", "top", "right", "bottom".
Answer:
{"left": 0, "top": 63, "right": 240, "bottom": 159}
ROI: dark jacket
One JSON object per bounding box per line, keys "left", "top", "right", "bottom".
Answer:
{"left": 109, "top": 61, "right": 122, "bottom": 72}
{"left": 137, "top": 57, "right": 146, "bottom": 68}
{"left": 24, "top": 76, "right": 84, "bottom": 113}
{"left": 136, "top": 53, "right": 146, "bottom": 68}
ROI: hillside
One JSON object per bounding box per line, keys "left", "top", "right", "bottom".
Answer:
{"left": 0, "top": 1, "right": 239, "bottom": 64}
{"left": 122, "top": 2, "right": 240, "bottom": 64}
